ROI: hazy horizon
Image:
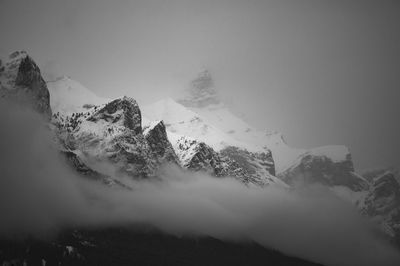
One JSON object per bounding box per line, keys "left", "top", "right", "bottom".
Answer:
{"left": 1, "top": 0, "right": 399, "bottom": 170}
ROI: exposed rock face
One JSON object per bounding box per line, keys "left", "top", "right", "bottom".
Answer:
{"left": 278, "top": 149, "right": 368, "bottom": 191}
{"left": 362, "top": 168, "right": 400, "bottom": 183}
{"left": 364, "top": 172, "right": 400, "bottom": 216}
{"left": 277, "top": 150, "right": 400, "bottom": 241}
{"left": 88, "top": 96, "right": 142, "bottom": 134}
{"left": 173, "top": 136, "right": 225, "bottom": 174}
{"left": 361, "top": 171, "right": 400, "bottom": 239}
{"left": 68, "top": 97, "right": 154, "bottom": 177}
{"left": 171, "top": 136, "right": 282, "bottom": 186}
{"left": 143, "top": 120, "right": 178, "bottom": 165}
{"left": 220, "top": 146, "right": 275, "bottom": 176}
{"left": 0, "top": 51, "right": 51, "bottom": 117}
{"left": 54, "top": 96, "right": 179, "bottom": 180}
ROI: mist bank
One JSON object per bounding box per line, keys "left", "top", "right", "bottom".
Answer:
{"left": 0, "top": 103, "right": 399, "bottom": 266}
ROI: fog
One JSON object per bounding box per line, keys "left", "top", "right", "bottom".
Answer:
{"left": 1, "top": 103, "right": 399, "bottom": 266}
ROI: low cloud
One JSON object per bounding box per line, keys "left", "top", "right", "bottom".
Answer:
{"left": 0, "top": 103, "right": 399, "bottom": 266}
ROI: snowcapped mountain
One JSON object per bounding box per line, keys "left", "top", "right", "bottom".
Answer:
{"left": 47, "top": 75, "right": 109, "bottom": 115}
{"left": 54, "top": 96, "right": 178, "bottom": 179}
{"left": 143, "top": 68, "right": 400, "bottom": 239}
{"left": 146, "top": 69, "right": 352, "bottom": 178}
{"left": 2, "top": 51, "right": 400, "bottom": 253}
{"left": 142, "top": 97, "right": 258, "bottom": 152}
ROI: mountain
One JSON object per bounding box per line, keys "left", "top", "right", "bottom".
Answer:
{"left": 278, "top": 146, "right": 369, "bottom": 191}
{"left": 0, "top": 51, "right": 51, "bottom": 117}
{"left": 0, "top": 51, "right": 327, "bottom": 266}
{"left": 141, "top": 98, "right": 283, "bottom": 186}
{"left": 46, "top": 68, "right": 362, "bottom": 190}
{"left": 2, "top": 51, "right": 400, "bottom": 265}
{"left": 177, "top": 69, "right": 220, "bottom": 107}
{"left": 147, "top": 68, "right": 400, "bottom": 240}
{"left": 361, "top": 170, "right": 400, "bottom": 244}
{"left": 148, "top": 69, "right": 356, "bottom": 184}
{"left": 54, "top": 96, "right": 178, "bottom": 179}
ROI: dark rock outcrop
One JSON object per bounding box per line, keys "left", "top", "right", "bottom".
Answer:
{"left": 361, "top": 171, "right": 400, "bottom": 241}
{"left": 144, "top": 120, "right": 178, "bottom": 165}
{"left": 173, "top": 136, "right": 281, "bottom": 186}
{"left": 88, "top": 96, "right": 142, "bottom": 134}
{"left": 364, "top": 171, "right": 400, "bottom": 217}
{"left": 220, "top": 146, "right": 275, "bottom": 176}
{"left": 278, "top": 152, "right": 368, "bottom": 191}
{"left": 0, "top": 51, "right": 51, "bottom": 117}
{"left": 54, "top": 97, "right": 180, "bottom": 179}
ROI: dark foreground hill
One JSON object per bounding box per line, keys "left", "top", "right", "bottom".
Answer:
{"left": 0, "top": 227, "right": 323, "bottom": 266}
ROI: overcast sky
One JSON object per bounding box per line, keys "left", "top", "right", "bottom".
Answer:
{"left": 1, "top": 0, "right": 399, "bottom": 170}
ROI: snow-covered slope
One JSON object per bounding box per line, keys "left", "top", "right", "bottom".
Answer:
{"left": 149, "top": 69, "right": 352, "bottom": 176}
{"left": 169, "top": 68, "right": 305, "bottom": 173}
{"left": 142, "top": 98, "right": 261, "bottom": 152}
{"left": 186, "top": 101, "right": 304, "bottom": 173}
{"left": 142, "top": 98, "right": 283, "bottom": 186}
{"left": 47, "top": 76, "right": 109, "bottom": 115}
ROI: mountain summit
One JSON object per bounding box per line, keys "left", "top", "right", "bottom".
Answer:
{"left": 0, "top": 51, "right": 51, "bottom": 117}
{"left": 177, "top": 69, "right": 220, "bottom": 107}
{"left": 2, "top": 51, "right": 400, "bottom": 265}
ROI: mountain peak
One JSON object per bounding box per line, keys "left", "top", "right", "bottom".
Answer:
{"left": 176, "top": 68, "right": 220, "bottom": 108}
{"left": 89, "top": 96, "right": 142, "bottom": 134}
{"left": 0, "top": 50, "right": 51, "bottom": 117}
{"left": 1, "top": 51, "right": 31, "bottom": 90}
{"left": 8, "top": 50, "right": 28, "bottom": 60}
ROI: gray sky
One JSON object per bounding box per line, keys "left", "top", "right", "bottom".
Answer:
{"left": 1, "top": 0, "right": 399, "bottom": 170}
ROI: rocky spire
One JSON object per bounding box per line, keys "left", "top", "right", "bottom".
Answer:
{"left": 177, "top": 68, "right": 220, "bottom": 108}
{"left": 0, "top": 51, "right": 52, "bottom": 118}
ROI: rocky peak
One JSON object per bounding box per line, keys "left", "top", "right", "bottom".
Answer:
{"left": 370, "top": 171, "right": 400, "bottom": 200}
{"left": 144, "top": 120, "right": 178, "bottom": 165}
{"left": 191, "top": 69, "right": 214, "bottom": 91}
{"left": 170, "top": 136, "right": 283, "bottom": 186}
{"left": 363, "top": 171, "right": 400, "bottom": 236}
{"left": 220, "top": 146, "right": 275, "bottom": 176}
{"left": 0, "top": 51, "right": 51, "bottom": 117}
{"left": 278, "top": 147, "right": 369, "bottom": 191}
{"left": 89, "top": 96, "right": 142, "bottom": 134}
{"left": 15, "top": 56, "right": 42, "bottom": 86}
{"left": 362, "top": 168, "right": 400, "bottom": 183}
{"left": 177, "top": 69, "right": 220, "bottom": 107}
{"left": 1, "top": 51, "right": 31, "bottom": 88}
{"left": 174, "top": 136, "right": 219, "bottom": 172}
